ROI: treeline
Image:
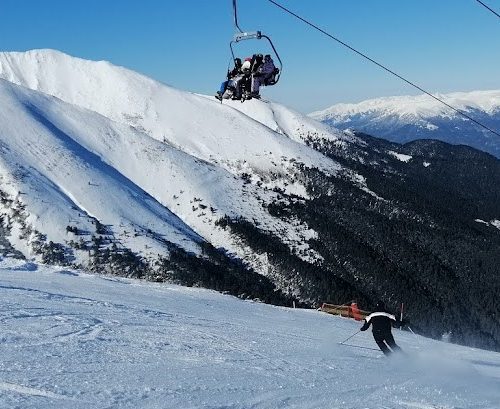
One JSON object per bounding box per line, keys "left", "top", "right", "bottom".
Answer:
{"left": 297, "top": 133, "right": 500, "bottom": 350}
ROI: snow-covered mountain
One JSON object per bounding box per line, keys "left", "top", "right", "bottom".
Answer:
{"left": 0, "top": 49, "right": 349, "bottom": 273}
{"left": 1, "top": 50, "right": 500, "bottom": 352}
{"left": 1, "top": 258, "right": 500, "bottom": 409}
{"left": 310, "top": 90, "right": 500, "bottom": 157}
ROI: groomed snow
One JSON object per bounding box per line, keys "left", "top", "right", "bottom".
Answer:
{"left": 1, "top": 258, "right": 499, "bottom": 409}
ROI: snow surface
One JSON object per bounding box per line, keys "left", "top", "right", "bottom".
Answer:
{"left": 0, "top": 78, "right": 204, "bottom": 260}
{"left": 1, "top": 257, "right": 500, "bottom": 409}
{"left": 388, "top": 151, "right": 413, "bottom": 163}
{"left": 489, "top": 220, "right": 500, "bottom": 231}
{"left": 475, "top": 219, "right": 500, "bottom": 231}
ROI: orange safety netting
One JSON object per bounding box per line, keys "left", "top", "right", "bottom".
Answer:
{"left": 320, "top": 302, "right": 369, "bottom": 321}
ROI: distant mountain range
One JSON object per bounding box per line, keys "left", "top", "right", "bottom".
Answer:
{"left": 310, "top": 90, "right": 500, "bottom": 158}
{"left": 1, "top": 50, "right": 499, "bottom": 351}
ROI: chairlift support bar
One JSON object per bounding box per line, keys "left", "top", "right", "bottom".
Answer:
{"left": 233, "top": 31, "right": 262, "bottom": 42}
{"left": 233, "top": 0, "right": 243, "bottom": 33}
{"left": 230, "top": 0, "right": 283, "bottom": 83}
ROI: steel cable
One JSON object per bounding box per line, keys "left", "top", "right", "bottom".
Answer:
{"left": 266, "top": 0, "right": 500, "bottom": 138}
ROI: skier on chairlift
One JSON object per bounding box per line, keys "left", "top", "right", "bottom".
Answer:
{"left": 250, "top": 54, "right": 276, "bottom": 98}
{"left": 230, "top": 57, "right": 252, "bottom": 100}
{"left": 216, "top": 57, "right": 252, "bottom": 101}
{"left": 216, "top": 58, "right": 242, "bottom": 101}
{"left": 218, "top": 0, "right": 282, "bottom": 102}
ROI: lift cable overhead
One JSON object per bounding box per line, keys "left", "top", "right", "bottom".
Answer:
{"left": 266, "top": 0, "right": 500, "bottom": 138}
{"left": 475, "top": 0, "right": 500, "bottom": 19}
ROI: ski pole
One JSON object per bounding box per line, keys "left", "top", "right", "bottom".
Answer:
{"left": 339, "top": 330, "right": 361, "bottom": 345}
{"left": 340, "top": 343, "right": 380, "bottom": 352}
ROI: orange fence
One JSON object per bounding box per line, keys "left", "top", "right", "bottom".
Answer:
{"left": 320, "top": 303, "right": 369, "bottom": 321}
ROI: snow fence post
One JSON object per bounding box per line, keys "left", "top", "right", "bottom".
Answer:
{"left": 399, "top": 302, "right": 404, "bottom": 330}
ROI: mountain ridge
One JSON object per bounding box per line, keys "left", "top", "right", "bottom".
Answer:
{"left": 310, "top": 90, "right": 500, "bottom": 118}
{"left": 310, "top": 90, "right": 500, "bottom": 157}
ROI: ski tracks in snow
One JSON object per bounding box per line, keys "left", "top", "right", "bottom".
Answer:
{"left": 0, "top": 381, "right": 68, "bottom": 400}
{"left": 1, "top": 263, "right": 500, "bottom": 408}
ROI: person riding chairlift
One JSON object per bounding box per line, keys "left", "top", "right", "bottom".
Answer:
{"left": 231, "top": 57, "right": 252, "bottom": 99}
{"left": 216, "top": 58, "right": 242, "bottom": 100}
{"left": 216, "top": 54, "right": 275, "bottom": 101}
{"left": 216, "top": 57, "right": 252, "bottom": 101}
{"left": 250, "top": 54, "right": 276, "bottom": 98}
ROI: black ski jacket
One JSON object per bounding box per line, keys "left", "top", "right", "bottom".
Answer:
{"left": 227, "top": 66, "right": 241, "bottom": 80}
{"left": 360, "top": 311, "right": 398, "bottom": 335}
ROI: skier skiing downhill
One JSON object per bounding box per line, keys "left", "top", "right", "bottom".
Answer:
{"left": 360, "top": 301, "right": 403, "bottom": 355}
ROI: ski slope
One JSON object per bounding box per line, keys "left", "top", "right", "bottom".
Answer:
{"left": 1, "top": 258, "right": 499, "bottom": 409}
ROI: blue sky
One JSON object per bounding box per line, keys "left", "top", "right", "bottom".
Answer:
{"left": 1, "top": 0, "right": 499, "bottom": 113}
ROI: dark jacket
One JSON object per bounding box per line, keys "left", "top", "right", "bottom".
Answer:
{"left": 360, "top": 311, "right": 398, "bottom": 335}
{"left": 250, "top": 54, "right": 264, "bottom": 73}
{"left": 227, "top": 65, "right": 241, "bottom": 80}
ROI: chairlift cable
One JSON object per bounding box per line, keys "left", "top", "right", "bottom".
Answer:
{"left": 266, "top": 0, "right": 500, "bottom": 138}
{"left": 229, "top": 0, "right": 283, "bottom": 83}
{"left": 232, "top": 0, "right": 244, "bottom": 33}
{"left": 475, "top": 0, "right": 500, "bottom": 19}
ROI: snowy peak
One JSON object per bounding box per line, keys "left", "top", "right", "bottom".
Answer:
{"left": 310, "top": 90, "right": 500, "bottom": 120}
{"left": 0, "top": 49, "right": 161, "bottom": 111}
{"left": 310, "top": 90, "right": 500, "bottom": 157}
{"left": 0, "top": 49, "right": 344, "bottom": 181}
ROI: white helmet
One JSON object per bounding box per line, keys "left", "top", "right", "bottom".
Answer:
{"left": 241, "top": 60, "right": 251, "bottom": 71}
